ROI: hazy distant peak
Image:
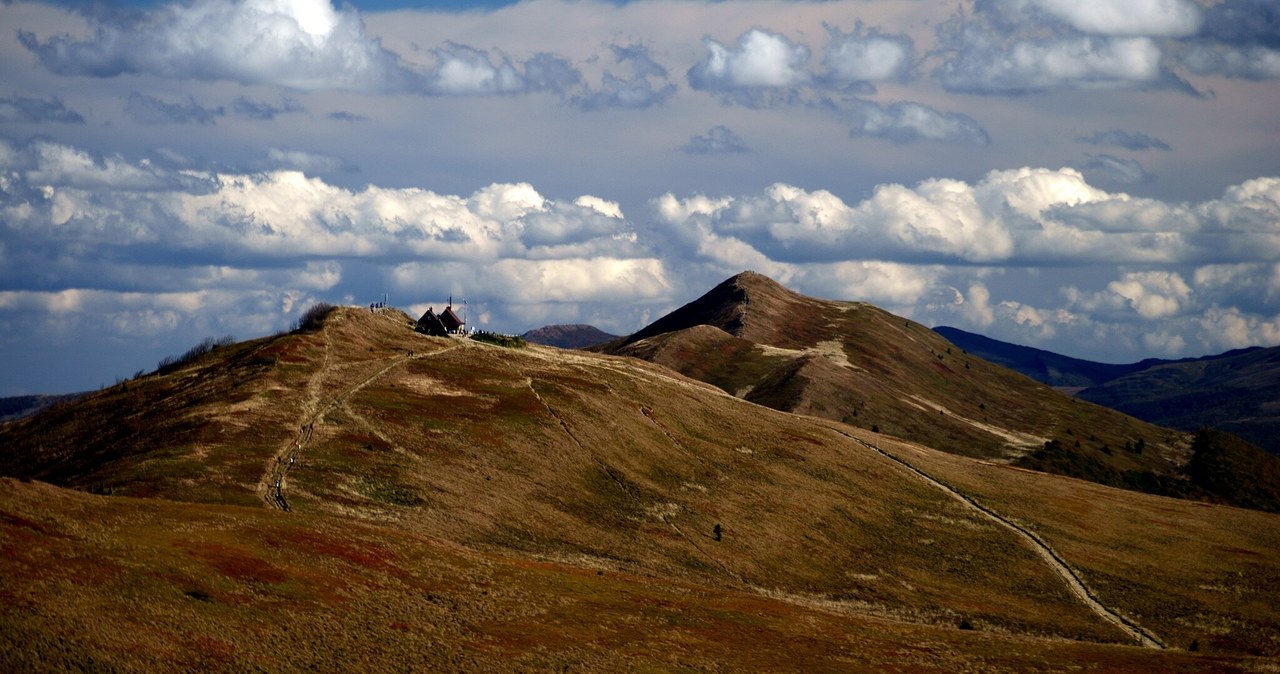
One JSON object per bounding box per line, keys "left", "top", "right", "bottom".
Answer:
{"left": 521, "top": 324, "right": 619, "bottom": 349}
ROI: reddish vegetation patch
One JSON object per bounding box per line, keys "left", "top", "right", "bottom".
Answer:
{"left": 191, "top": 635, "right": 237, "bottom": 662}
{"left": 258, "top": 340, "right": 310, "bottom": 364}
{"left": 784, "top": 431, "right": 824, "bottom": 446}
{"left": 1214, "top": 546, "right": 1261, "bottom": 557}
{"left": 282, "top": 530, "right": 402, "bottom": 575}
{"left": 0, "top": 511, "right": 58, "bottom": 536}
{"left": 177, "top": 541, "right": 289, "bottom": 585}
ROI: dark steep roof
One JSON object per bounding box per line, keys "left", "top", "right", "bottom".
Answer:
{"left": 416, "top": 308, "right": 448, "bottom": 337}
{"left": 440, "top": 306, "right": 464, "bottom": 331}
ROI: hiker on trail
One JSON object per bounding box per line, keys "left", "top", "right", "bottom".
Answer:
{"left": 713, "top": 523, "right": 722, "bottom": 541}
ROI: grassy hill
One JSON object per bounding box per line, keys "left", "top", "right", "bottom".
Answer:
{"left": 598, "top": 272, "right": 1280, "bottom": 510}
{"left": 2, "top": 303, "right": 1278, "bottom": 669}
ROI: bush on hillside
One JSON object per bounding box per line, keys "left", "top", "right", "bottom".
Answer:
{"left": 156, "top": 335, "right": 235, "bottom": 372}
{"left": 294, "top": 302, "right": 335, "bottom": 333}
{"left": 470, "top": 331, "right": 527, "bottom": 348}
{"left": 1187, "top": 429, "right": 1280, "bottom": 513}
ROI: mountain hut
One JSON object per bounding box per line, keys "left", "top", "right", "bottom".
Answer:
{"left": 440, "top": 305, "right": 464, "bottom": 334}
{"left": 415, "top": 308, "right": 449, "bottom": 337}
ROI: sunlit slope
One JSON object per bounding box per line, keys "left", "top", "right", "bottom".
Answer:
{"left": 4, "top": 479, "right": 1264, "bottom": 673}
{"left": 3, "top": 305, "right": 1279, "bottom": 664}
{"left": 0, "top": 308, "right": 428, "bottom": 506}
{"left": 861, "top": 430, "right": 1280, "bottom": 657}
{"left": 273, "top": 316, "right": 1117, "bottom": 641}
{"left": 604, "top": 272, "right": 1207, "bottom": 488}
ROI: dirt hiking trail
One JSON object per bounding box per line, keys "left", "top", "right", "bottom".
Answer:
{"left": 833, "top": 428, "right": 1166, "bottom": 649}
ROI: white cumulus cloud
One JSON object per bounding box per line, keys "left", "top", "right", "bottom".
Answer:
{"left": 822, "top": 23, "right": 914, "bottom": 83}
{"left": 990, "top": 0, "right": 1203, "bottom": 37}
{"left": 688, "top": 29, "right": 810, "bottom": 106}
{"left": 19, "top": 0, "right": 419, "bottom": 92}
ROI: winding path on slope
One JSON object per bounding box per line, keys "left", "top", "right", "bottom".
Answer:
{"left": 260, "top": 318, "right": 460, "bottom": 511}
{"left": 832, "top": 428, "right": 1166, "bottom": 649}
{"left": 526, "top": 376, "right": 746, "bottom": 584}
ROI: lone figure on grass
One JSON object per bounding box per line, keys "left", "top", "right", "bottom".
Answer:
{"left": 713, "top": 523, "right": 722, "bottom": 541}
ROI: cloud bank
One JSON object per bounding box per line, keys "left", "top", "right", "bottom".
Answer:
{"left": 2, "top": 0, "right": 1279, "bottom": 393}
{"left": 5, "top": 137, "right": 1275, "bottom": 383}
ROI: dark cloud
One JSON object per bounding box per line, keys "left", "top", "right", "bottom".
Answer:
{"left": 1198, "top": 0, "right": 1280, "bottom": 49}
{"left": 680, "top": 126, "right": 751, "bottom": 155}
{"left": 424, "top": 43, "right": 581, "bottom": 96}
{"left": 572, "top": 73, "right": 676, "bottom": 111}
{"left": 523, "top": 53, "right": 585, "bottom": 94}
{"left": 1169, "top": 1, "right": 1280, "bottom": 80}
{"left": 325, "top": 111, "right": 368, "bottom": 122}
{"left": 610, "top": 44, "right": 669, "bottom": 80}
{"left": 1077, "top": 130, "right": 1171, "bottom": 151}
{"left": 571, "top": 44, "right": 676, "bottom": 111}
{"left": 932, "top": 10, "right": 1200, "bottom": 95}
{"left": 231, "top": 97, "right": 304, "bottom": 121}
{"left": 1076, "top": 153, "right": 1154, "bottom": 184}
{"left": 0, "top": 95, "right": 85, "bottom": 124}
{"left": 1179, "top": 44, "right": 1280, "bottom": 80}
{"left": 848, "top": 100, "right": 990, "bottom": 145}
{"left": 125, "top": 93, "right": 223, "bottom": 126}
{"left": 978, "top": 0, "right": 1203, "bottom": 38}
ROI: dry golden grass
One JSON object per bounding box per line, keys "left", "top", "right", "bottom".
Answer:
{"left": 2, "top": 478, "right": 1274, "bottom": 673}
{"left": 604, "top": 272, "right": 1190, "bottom": 484}
{"left": 2, "top": 305, "right": 1278, "bottom": 671}
{"left": 870, "top": 433, "right": 1280, "bottom": 657}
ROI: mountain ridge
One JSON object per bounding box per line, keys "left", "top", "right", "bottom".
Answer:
{"left": 2, "top": 294, "right": 1279, "bottom": 667}
{"left": 933, "top": 325, "right": 1263, "bottom": 389}
{"left": 934, "top": 325, "right": 1280, "bottom": 455}
{"left": 521, "top": 323, "right": 618, "bottom": 349}
{"left": 600, "top": 272, "right": 1280, "bottom": 510}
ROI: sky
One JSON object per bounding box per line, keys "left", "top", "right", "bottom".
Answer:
{"left": 1, "top": 0, "right": 1278, "bottom": 394}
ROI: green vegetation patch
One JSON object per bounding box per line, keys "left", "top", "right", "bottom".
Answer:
{"left": 356, "top": 476, "right": 426, "bottom": 507}
{"left": 470, "top": 332, "right": 527, "bottom": 348}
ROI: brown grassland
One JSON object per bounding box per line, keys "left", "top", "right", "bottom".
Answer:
{"left": 2, "top": 302, "right": 1278, "bottom": 671}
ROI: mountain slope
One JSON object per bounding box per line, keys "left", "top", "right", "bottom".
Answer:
{"left": 0, "top": 393, "right": 84, "bottom": 422}
{"left": 2, "top": 304, "right": 1278, "bottom": 667}
{"left": 932, "top": 325, "right": 1153, "bottom": 388}
{"left": 1077, "top": 346, "right": 1280, "bottom": 455}
{"left": 932, "top": 326, "right": 1280, "bottom": 456}
{"left": 599, "top": 272, "right": 1256, "bottom": 503}
{"left": 521, "top": 324, "right": 618, "bottom": 349}
{"left": 6, "top": 477, "right": 1271, "bottom": 671}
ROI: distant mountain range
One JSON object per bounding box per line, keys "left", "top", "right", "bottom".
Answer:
{"left": 934, "top": 326, "right": 1279, "bottom": 455}
{"left": 0, "top": 393, "right": 83, "bottom": 423}
{"left": 521, "top": 324, "right": 618, "bottom": 349}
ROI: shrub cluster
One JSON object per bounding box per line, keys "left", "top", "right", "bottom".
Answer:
{"left": 470, "top": 331, "right": 527, "bottom": 348}
{"left": 156, "top": 335, "right": 235, "bottom": 372}
{"left": 294, "top": 302, "right": 336, "bottom": 333}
